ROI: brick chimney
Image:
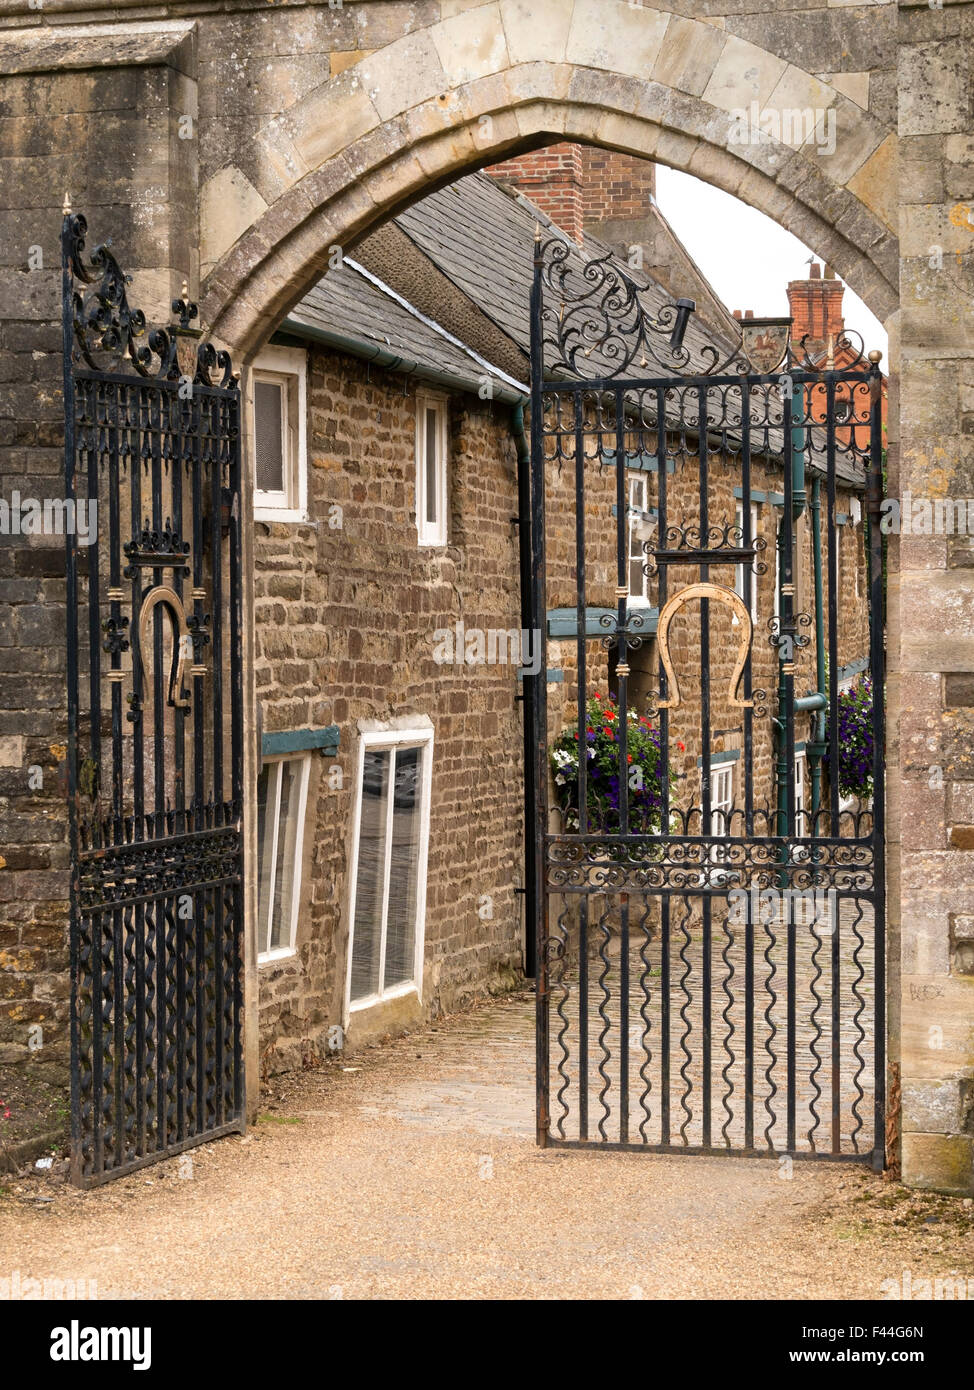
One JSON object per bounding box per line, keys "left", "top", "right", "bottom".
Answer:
{"left": 487, "top": 143, "right": 587, "bottom": 242}
{"left": 787, "top": 261, "right": 845, "bottom": 356}
{"left": 486, "top": 143, "right": 655, "bottom": 246}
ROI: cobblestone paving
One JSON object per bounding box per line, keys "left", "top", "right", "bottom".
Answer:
{"left": 546, "top": 897, "right": 878, "bottom": 1154}
{"left": 2, "top": 988, "right": 971, "bottom": 1300}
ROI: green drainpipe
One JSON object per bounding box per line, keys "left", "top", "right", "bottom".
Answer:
{"left": 775, "top": 384, "right": 809, "bottom": 841}
{"left": 807, "top": 474, "right": 828, "bottom": 820}
{"left": 511, "top": 401, "right": 535, "bottom": 978}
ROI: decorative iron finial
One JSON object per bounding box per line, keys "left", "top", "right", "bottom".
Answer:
{"left": 825, "top": 334, "right": 835, "bottom": 369}
{"left": 868, "top": 349, "right": 883, "bottom": 366}
{"left": 534, "top": 222, "right": 541, "bottom": 244}
{"left": 181, "top": 278, "right": 190, "bottom": 302}
{"left": 63, "top": 191, "right": 71, "bottom": 215}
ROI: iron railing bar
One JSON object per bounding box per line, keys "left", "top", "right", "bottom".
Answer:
{"left": 697, "top": 386, "right": 712, "bottom": 1146}
{"left": 228, "top": 387, "right": 246, "bottom": 1119}
{"left": 783, "top": 388, "right": 797, "bottom": 1155}
{"left": 826, "top": 379, "right": 840, "bottom": 835}
{"left": 868, "top": 378, "right": 887, "bottom": 1172}
{"left": 573, "top": 389, "right": 589, "bottom": 1141}
{"left": 209, "top": 394, "right": 226, "bottom": 1129}
{"left": 530, "top": 243, "right": 550, "bottom": 1148}
{"left": 613, "top": 387, "right": 629, "bottom": 1144}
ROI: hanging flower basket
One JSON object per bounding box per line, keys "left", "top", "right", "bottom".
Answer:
{"left": 824, "top": 674, "right": 874, "bottom": 802}
{"left": 550, "top": 691, "right": 679, "bottom": 835}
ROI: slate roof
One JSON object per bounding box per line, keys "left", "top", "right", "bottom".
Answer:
{"left": 286, "top": 172, "right": 866, "bottom": 489}
{"left": 394, "top": 172, "right": 741, "bottom": 378}
{"left": 286, "top": 254, "right": 527, "bottom": 399}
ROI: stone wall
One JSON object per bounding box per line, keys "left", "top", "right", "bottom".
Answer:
{"left": 0, "top": 28, "right": 199, "bottom": 1090}
{"left": 1, "top": 0, "right": 972, "bottom": 1192}
{"left": 254, "top": 343, "right": 527, "bottom": 1068}
{"left": 895, "top": 0, "right": 974, "bottom": 1194}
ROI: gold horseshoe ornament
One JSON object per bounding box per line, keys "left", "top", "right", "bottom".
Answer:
{"left": 655, "top": 582, "right": 754, "bottom": 712}
{"left": 137, "top": 586, "right": 195, "bottom": 710}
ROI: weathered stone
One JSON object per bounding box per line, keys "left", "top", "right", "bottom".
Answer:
{"left": 902, "top": 1132, "right": 974, "bottom": 1197}
{"left": 902, "top": 1078, "right": 965, "bottom": 1134}
{"left": 566, "top": 0, "right": 669, "bottom": 86}
{"left": 499, "top": 0, "right": 573, "bottom": 67}
{"left": 701, "top": 33, "right": 788, "bottom": 114}
{"left": 430, "top": 4, "right": 510, "bottom": 87}
{"left": 651, "top": 16, "right": 726, "bottom": 99}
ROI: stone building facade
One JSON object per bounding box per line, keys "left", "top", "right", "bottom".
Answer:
{"left": 0, "top": 0, "right": 970, "bottom": 1192}
{"left": 244, "top": 163, "right": 871, "bottom": 1075}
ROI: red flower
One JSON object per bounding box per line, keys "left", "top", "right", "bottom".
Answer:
{"left": 593, "top": 692, "right": 601, "bottom": 700}
{"left": 677, "top": 740, "right": 686, "bottom": 752}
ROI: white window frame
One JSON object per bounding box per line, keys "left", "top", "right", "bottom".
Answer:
{"left": 415, "top": 393, "right": 448, "bottom": 547}
{"left": 710, "top": 762, "right": 734, "bottom": 837}
{"left": 847, "top": 520, "right": 861, "bottom": 600}
{"left": 698, "top": 758, "right": 735, "bottom": 883}
{"left": 734, "top": 501, "right": 760, "bottom": 624}
{"left": 794, "top": 748, "right": 807, "bottom": 836}
{"left": 344, "top": 724, "right": 434, "bottom": 1021}
{"left": 772, "top": 510, "right": 783, "bottom": 624}
{"left": 250, "top": 344, "right": 307, "bottom": 522}
{"left": 257, "top": 752, "right": 312, "bottom": 962}
{"left": 627, "top": 472, "right": 655, "bottom": 604}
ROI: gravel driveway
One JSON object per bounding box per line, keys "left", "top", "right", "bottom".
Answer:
{"left": 1, "top": 990, "right": 972, "bottom": 1300}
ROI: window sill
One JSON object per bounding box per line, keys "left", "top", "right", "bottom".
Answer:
{"left": 258, "top": 947, "right": 298, "bottom": 967}
{"left": 348, "top": 981, "right": 420, "bottom": 1014}
{"left": 255, "top": 509, "right": 309, "bottom": 525}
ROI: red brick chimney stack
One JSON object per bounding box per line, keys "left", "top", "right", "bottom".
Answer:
{"left": 486, "top": 143, "right": 656, "bottom": 245}
{"left": 787, "top": 260, "right": 845, "bottom": 354}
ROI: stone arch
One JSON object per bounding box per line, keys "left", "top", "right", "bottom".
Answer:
{"left": 201, "top": 1, "right": 897, "bottom": 359}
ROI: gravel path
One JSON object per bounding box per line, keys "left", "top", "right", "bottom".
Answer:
{"left": 1, "top": 990, "right": 972, "bottom": 1300}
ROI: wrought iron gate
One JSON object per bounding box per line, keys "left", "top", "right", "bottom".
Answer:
{"left": 527, "top": 237, "right": 885, "bottom": 1166}
{"left": 62, "top": 214, "right": 245, "bottom": 1186}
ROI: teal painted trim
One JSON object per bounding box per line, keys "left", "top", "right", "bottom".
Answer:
{"left": 262, "top": 725, "right": 340, "bottom": 757}
{"left": 611, "top": 503, "right": 658, "bottom": 521}
{"left": 603, "top": 449, "right": 675, "bottom": 474}
{"left": 517, "top": 668, "right": 564, "bottom": 683}
{"left": 696, "top": 749, "right": 741, "bottom": 767}
{"left": 547, "top": 606, "right": 659, "bottom": 638}
{"left": 277, "top": 321, "right": 528, "bottom": 408}
{"left": 837, "top": 656, "right": 869, "bottom": 683}
{"left": 733, "top": 486, "right": 784, "bottom": 506}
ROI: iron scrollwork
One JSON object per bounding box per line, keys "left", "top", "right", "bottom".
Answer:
{"left": 63, "top": 212, "right": 236, "bottom": 387}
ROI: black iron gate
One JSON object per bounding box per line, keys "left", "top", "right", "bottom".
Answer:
{"left": 62, "top": 214, "right": 245, "bottom": 1186}
{"left": 527, "top": 237, "right": 885, "bottom": 1166}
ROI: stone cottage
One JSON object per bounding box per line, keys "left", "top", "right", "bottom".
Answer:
{"left": 245, "top": 151, "right": 873, "bottom": 1074}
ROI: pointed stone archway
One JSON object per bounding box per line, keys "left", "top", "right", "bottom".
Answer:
{"left": 200, "top": 3, "right": 897, "bottom": 360}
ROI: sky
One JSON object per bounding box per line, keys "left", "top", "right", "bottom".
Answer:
{"left": 654, "top": 166, "right": 888, "bottom": 363}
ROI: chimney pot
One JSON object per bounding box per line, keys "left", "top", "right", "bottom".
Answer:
{"left": 809, "top": 262, "right": 821, "bottom": 279}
